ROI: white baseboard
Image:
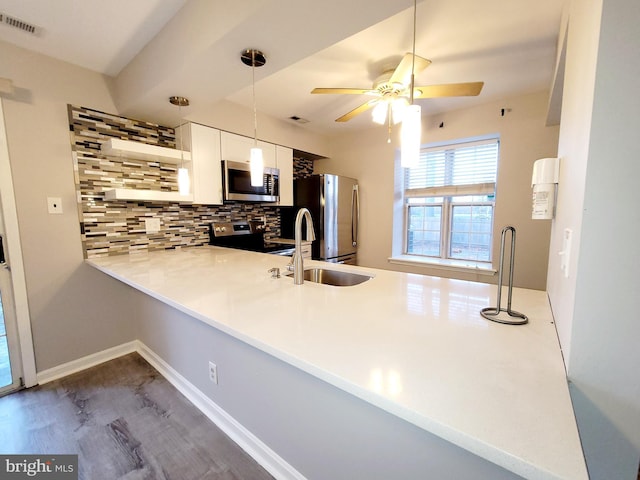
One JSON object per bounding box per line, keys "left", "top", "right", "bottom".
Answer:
{"left": 35, "top": 341, "right": 305, "bottom": 480}
{"left": 136, "top": 342, "right": 306, "bottom": 480}
{"left": 36, "top": 341, "right": 138, "bottom": 385}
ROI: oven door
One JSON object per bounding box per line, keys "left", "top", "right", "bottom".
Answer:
{"left": 223, "top": 160, "right": 279, "bottom": 202}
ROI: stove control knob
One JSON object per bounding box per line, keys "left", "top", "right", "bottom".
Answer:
{"left": 220, "top": 226, "right": 227, "bottom": 232}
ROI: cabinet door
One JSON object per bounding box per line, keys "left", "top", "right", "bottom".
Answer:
{"left": 220, "top": 131, "right": 276, "bottom": 167}
{"left": 191, "top": 123, "right": 222, "bottom": 205}
{"left": 276, "top": 145, "right": 294, "bottom": 206}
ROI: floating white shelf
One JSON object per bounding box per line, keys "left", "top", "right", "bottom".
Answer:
{"left": 100, "top": 138, "right": 191, "bottom": 164}
{"left": 104, "top": 188, "right": 193, "bottom": 203}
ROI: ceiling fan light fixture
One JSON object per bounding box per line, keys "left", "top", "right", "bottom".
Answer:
{"left": 372, "top": 102, "right": 388, "bottom": 125}
{"left": 392, "top": 98, "right": 408, "bottom": 124}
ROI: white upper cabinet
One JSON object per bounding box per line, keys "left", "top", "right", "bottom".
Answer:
{"left": 178, "top": 123, "right": 223, "bottom": 205}
{"left": 276, "top": 145, "right": 294, "bottom": 206}
{"left": 220, "top": 131, "right": 276, "bottom": 167}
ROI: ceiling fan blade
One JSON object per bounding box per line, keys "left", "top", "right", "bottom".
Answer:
{"left": 311, "top": 87, "right": 374, "bottom": 95}
{"left": 414, "top": 82, "right": 484, "bottom": 98}
{"left": 389, "top": 53, "right": 432, "bottom": 86}
{"left": 335, "top": 99, "right": 379, "bottom": 122}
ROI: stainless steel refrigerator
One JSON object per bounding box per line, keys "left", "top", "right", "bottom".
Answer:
{"left": 282, "top": 174, "right": 359, "bottom": 264}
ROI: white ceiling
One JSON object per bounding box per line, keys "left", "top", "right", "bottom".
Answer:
{"left": 0, "top": 0, "right": 565, "bottom": 134}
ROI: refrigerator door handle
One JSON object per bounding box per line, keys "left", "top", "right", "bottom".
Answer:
{"left": 351, "top": 185, "right": 359, "bottom": 247}
{"left": 0, "top": 234, "right": 5, "bottom": 264}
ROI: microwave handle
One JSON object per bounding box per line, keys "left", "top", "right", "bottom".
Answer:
{"left": 351, "top": 185, "right": 359, "bottom": 247}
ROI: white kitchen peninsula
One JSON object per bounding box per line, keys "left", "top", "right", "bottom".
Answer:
{"left": 88, "top": 247, "right": 587, "bottom": 480}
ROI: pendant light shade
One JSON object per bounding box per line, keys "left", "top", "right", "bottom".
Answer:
{"left": 242, "top": 49, "right": 266, "bottom": 187}
{"left": 178, "top": 167, "right": 190, "bottom": 195}
{"left": 401, "top": 104, "right": 421, "bottom": 168}
{"left": 250, "top": 147, "right": 264, "bottom": 186}
{"left": 169, "top": 96, "right": 191, "bottom": 195}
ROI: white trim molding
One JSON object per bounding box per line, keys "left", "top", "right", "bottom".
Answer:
{"left": 36, "top": 341, "right": 138, "bottom": 385}
{"left": 0, "top": 99, "right": 37, "bottom": 388}
{"left": 388, "top": 254, "right": 496, "bottom": 276}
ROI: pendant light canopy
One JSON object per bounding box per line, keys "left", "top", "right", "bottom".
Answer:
{"left": 241, "top": 49, "right": 266, "bottom": 187}
{"left": 400, "top": 0, "right": 421, "bottom": 169}
{"left": 169, "top": 96, "right": 191, "bottom": 195}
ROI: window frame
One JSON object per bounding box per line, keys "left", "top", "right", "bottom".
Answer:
{"left": 402, "top": 136, "right": 499, "bottom": 264}
{"left": 447, "top": 199, "right": 495, "bottom": 262}
{"left": 404, "top": 200, "right": 444, "bottom": 257}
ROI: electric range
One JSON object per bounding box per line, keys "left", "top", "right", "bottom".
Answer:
{"left": 208, "top": 221, "right": 295, "bottom": 256}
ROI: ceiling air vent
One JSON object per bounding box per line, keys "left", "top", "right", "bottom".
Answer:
{"left": 0, "top": 12, "right": 42, "bottom": 36}
{"left": 289, "top": 116, "right": 310, "bottom": 124}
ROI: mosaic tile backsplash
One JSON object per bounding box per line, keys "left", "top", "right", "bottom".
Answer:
{"left": 69, "top": 105, "right": 285, "bottom": 258}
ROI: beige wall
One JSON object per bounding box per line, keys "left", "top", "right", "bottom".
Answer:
{"left": 316, "top": 91, "right": 559, "bottom": 290}
{"left": 0, "top": 41, "right": 136, "bottom": 371}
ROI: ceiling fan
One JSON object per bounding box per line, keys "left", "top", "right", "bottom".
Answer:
{"left": 311, "top": 53, "right": 484, "bottom": 124}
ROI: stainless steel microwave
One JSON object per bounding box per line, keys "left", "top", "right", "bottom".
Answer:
{"left": 222, "top": 160, "right": 280, "bottom": 202}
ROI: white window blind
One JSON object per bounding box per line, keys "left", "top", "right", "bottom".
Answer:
{"left": 405, "top": 138, "right": 499, "bottom": 196}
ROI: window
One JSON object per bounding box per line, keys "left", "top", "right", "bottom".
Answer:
{"left": 404, "top": 137, "right": 499, "bottom": 263}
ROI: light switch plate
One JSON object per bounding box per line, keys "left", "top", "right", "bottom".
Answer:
{"left": 559, "top": 228, "right": 572, "bottom": 278}
{"left": 145, "top": 217, "right": 161, "bottom": 234}
{"left": 47, "top": 197, "right": 63, "bottom": 214}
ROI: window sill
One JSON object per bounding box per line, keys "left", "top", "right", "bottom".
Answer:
{"left": 388, "top": 254, "right": 496, "bottom": 276}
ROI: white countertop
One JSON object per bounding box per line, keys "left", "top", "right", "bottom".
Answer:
{"left": 88, "top": 247, "right": 587, "bottom": 480}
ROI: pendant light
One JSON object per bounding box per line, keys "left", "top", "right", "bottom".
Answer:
{"left": 400, "top": 0, "right": 421, "bottom": 169}
{"left": 241, "top": 49, "right": 266, "bottom": 187}
{"left": 169, "top": 96, "right": 191, "bottom": 195}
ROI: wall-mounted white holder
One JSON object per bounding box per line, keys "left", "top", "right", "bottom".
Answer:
{"left": 558, "top": 228, "right": 572, "bottom": 278}
{"left": 531, "top": 157, "right": 560, "bottom": 220}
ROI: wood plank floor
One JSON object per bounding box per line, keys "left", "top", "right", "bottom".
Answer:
{"left": 0, "top": 353, "right": 275, "bottom": 480}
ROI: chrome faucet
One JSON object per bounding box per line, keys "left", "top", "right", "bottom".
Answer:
{"left": 287, "top": 208, "right": 315, "bottom": 284}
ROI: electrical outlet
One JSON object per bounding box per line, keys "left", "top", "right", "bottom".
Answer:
{"left": 144, "top": 217, "right": 161, "bottom": 234}
{"left": 208, "top": 361, "right": 218, "bottom": 384}
{"left": 47, "top": 197, "right": 63, "bottom": 214}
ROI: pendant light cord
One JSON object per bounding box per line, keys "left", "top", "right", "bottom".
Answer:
{"left": 410, "top": 0, "right": 417, "bottom": 105}
{"left": 252, "top": 50, "right": 258, "bottom": 147}
{"left": 178, "top": 103, "right": 184, "bottom": 167}
{"left": 387, "top": 104, "right": 392, "bottom": 143}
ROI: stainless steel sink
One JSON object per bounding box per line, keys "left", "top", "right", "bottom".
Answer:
{"left": 286, "top": 268, "right": 372, "bottom": 286}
